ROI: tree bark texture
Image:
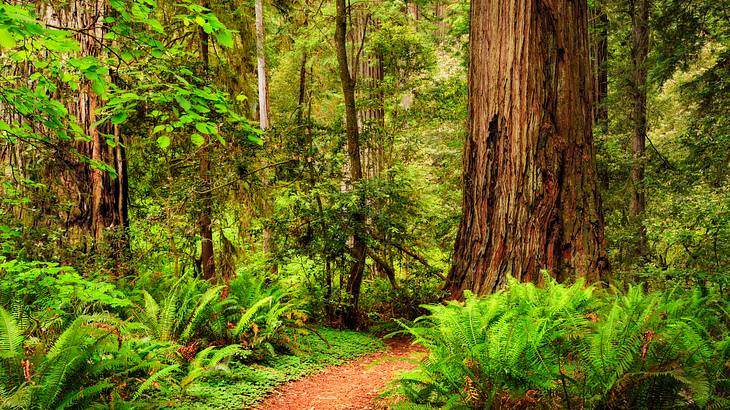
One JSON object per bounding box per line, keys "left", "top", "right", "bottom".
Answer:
{"left": 446, "top": 0, "right": 609, "bottom": 298}
{"left": 629, "top": 0, "right": 649, "bottom": 256}
{"left": 335, "top": 0, "right": 366, "bottom": 328}
{"left": 35, "top": 0, "right": 128, "bottom": 250}
{"left": 348, "top": 6, "right": 385, "bottom": 180}
{"left": 434, "top": 1, "right": 448, "bottom": 39}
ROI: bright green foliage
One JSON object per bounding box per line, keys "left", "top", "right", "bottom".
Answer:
{"left": 0, "top": 312, "right": 173, "bottom": 409}
{"left": 136, "top": 276, "right": 223, "bottom": 342}
{"left": 179, "top": 345, "right": 244, "bottom": 394}
{"left": 0, "top": 259, "right": 130, "bottom": 318}
{"left": 0, "top": 0, "right": 728, "bottom": 407}
{"left": 399, "top": 277, "right": 730, "bottom": 409}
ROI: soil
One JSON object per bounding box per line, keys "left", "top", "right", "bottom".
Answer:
{"left": 256, "top": 338, "right": 425, "bottom": 410}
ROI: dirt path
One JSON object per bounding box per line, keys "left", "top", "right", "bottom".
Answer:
{"left": 256, "top": 338, "right": 425, "bottom": 410}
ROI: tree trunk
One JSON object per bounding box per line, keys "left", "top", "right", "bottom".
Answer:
{"left": 434, "top": 1, "right": 448, "bottom": 40}
{"left": 255, "top": 0, "right": 270, "bottom": 130}
{"left": 630, "top": 0, "right": 649, "bottom": 257}
{"left": 33, "top": 0, "right": 128, "bottom": 254}
{"left": 255, "top": 0, "right": 278, "bottom": 274}
{"left": 199, "top": 1, "right": 215, "bottom": 281}
{"left": 445, "top": 0, "right": 609, "bottom": 298}
{"left": 406, "top": 2, "right": 420, "bottom": 20}
{"left": 335, "top": 0, "right": 366, "bottom": 329}
{"left": 590, "top": 1, "right": 609, "bottom": 132}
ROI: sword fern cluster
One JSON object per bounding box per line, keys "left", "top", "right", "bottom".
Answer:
{"left": 399, "top": 277, "right": 730, "bottom": 409}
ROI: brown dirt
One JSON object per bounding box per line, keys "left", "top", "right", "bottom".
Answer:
{"left": 256, "top": 338, "right": 425, "bottom": 410}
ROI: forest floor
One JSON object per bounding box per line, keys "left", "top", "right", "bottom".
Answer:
{"left": 256, "top": 338, "right": 426, "bottom": 409}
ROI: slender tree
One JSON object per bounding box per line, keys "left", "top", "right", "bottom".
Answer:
{"left": 254, "top": 0, "right": 277, "bottom": 272}
{"left": 199, "top": 0, "right": 215, "bottom": 280}
{"left": 255, "top": 0, "right": 270, "bottom": 129}
{"left": 335, "top": 0, "right": 367, "bottom": 328}
{"left": 590, "top": 0, "right": 609, "bottom": 132}
{"left": 445, "top": 0, "right": 609, "bottom": 298}
{"left": 629, "top": 0, "right": 650, "bottom": 257}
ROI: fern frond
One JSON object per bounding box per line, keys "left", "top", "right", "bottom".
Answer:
{"left": 132, "top": 363, "right": 181, "bottom": 400}
{"left": 233, "top": 296, "right": 272, "bottom": 336}
{"left": 55, "top": 380, "right": 115, "bottom": 410}
{"left": 180, "top": 285, "right": 224, "bottom": 342}
{"left": 0, "top": 307, "right": 22, "bottom": 356}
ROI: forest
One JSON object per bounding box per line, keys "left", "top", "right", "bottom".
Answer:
{"left": 0, "top": 0, "right": 728, "bottom": 408}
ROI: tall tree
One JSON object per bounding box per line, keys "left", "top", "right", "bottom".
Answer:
{"left": 335, "top": 0, "right": 366, "bottom": 328}
{"left": 255, "top": 0, "right": 270, "bottom": 129}
{"left": 445, "top": 0, "right": 609, "bottom": 298}
{"left": 38, "top": 0, "right": 128, "bottom": 252}
{"left": 349, "top": 6, "right": 385, "bottom": 179}
{"left": 198, "top": 0, "right": 215, "bottom": 280}
{"left": 255, "top": 0, "right": 276, "bottom": 271}
{"left": 629, "top": 0, "right": 649, "bottom": 257}
{"left": 590, "top": 0, "right": 609, "bottom": 132}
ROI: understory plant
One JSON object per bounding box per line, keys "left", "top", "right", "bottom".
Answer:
{"left": 398, "top": 276, "right": 730, "bottom": 409}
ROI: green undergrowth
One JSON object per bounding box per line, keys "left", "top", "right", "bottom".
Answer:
{"left": 156, "top": 328, "right": 384, "bottom": 409}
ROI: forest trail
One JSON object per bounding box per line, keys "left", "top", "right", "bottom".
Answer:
{"left": 256, "top": 338, "right": 426, "bottom": 409}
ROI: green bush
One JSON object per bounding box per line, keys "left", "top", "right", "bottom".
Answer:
{"left": 398, "top": 277, "right": 730, "bottom": 409}
{"left": 0, "top": 258, "right": 130, "bottom": 317}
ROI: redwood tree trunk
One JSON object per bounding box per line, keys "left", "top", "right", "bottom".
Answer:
{"left": 630, "top": 0, "right": 649, "bottom": 257}
{"left": 335, "top": 0, "right": 366, "bottom": 328}
{"left": 37, "top": 0, "right": 128, "bottom": 253}
{"left": 446, "top": 0, "right": 609, "bottom": 298}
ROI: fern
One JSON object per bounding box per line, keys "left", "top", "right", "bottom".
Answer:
{"left": 132, "top": 363, "right": 181, "bottom": 400}
{"left": 180, "top": 285, "right": 224, "bottom": 342}
{"left": 179, "top": 345, "right": 243, "bottom": 394}
{"left": 232, "top": 295, "right": 273, "bottom": 336}
{"left": 398, "top": 277, "right": 730, "bottom": 409}
{"left": 0, "top": 307, "right": 22, "bottom": 357}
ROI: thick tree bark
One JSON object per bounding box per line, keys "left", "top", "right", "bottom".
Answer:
{"left": 335, "top": 0, "right": 366, "bottom": 329}
{"left": 446, "top": 0, "right": 609, "bottom": 298}
{"left": 199, "top": 1, "right": 216, "bottom": 280}
{"left": 34, "top": 0, "right": 128, "bottom": 253}
{"left": 630, "top": 0, "right": 649, "bottom": 257}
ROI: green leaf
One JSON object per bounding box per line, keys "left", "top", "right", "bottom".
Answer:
{"left": 0, "top": 28, "right": 16, "bottom": 49}
{"left": 91, "top": 80, "right": 106, "bottom": 95}
{"left": 175, "top": 95, "right": 192, "bottom": 112}
{"left": 216, "top": 30, "right": 233, "bottom": 48}
{"left": 247, "top": 134, "right": 263, "bottom": 146}
{"left": 195, "top": 16, "right": 206, "bottom": 26}
{"left": 157, "top": 135, "right": 170, "bottom": 149}
{"left": 111, "top": 112, "right": 127, "bottom": 125}
{"left": 147, "top": 18, "right": 164, "bottom": 33}
{"left": 195, "top": 122, "right": 216, "bottom": 135}
{"left": 191, "top": 133, "right": 205, "bottom": 146}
